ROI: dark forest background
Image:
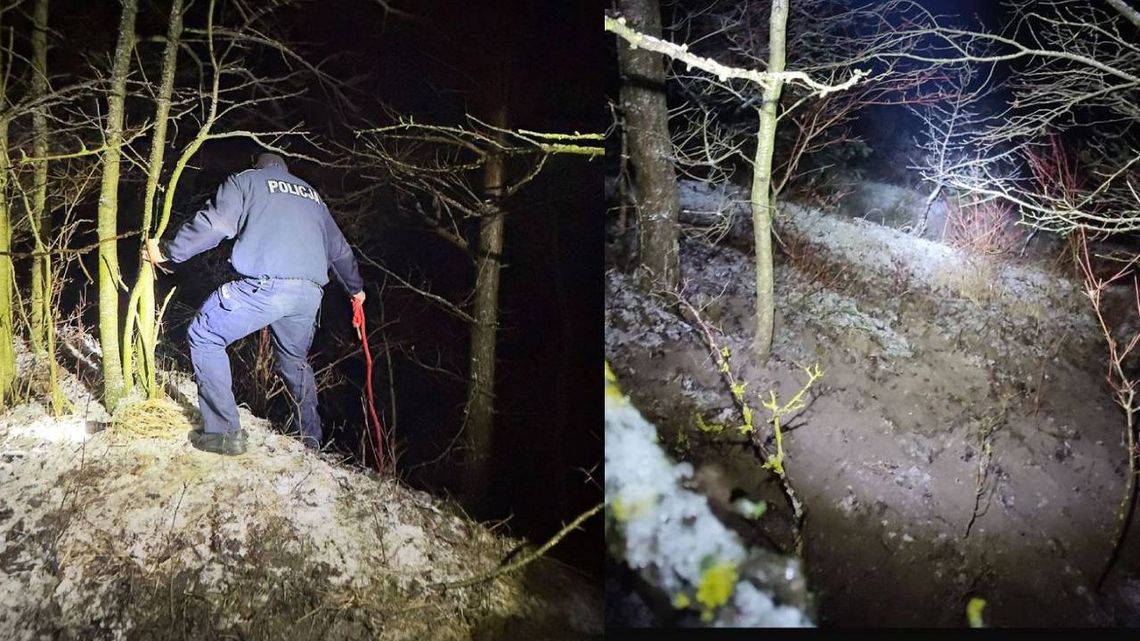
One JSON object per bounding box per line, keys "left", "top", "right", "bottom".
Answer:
{"left": 1, "top": 0, "right": 603, "bottom": 579}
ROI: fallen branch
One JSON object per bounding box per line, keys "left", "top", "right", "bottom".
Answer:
{"left": 430, "top": 502, "right": 602, "bottom": 591}
{"left": 964, "top": 405, "right": 1004, "bottom": 539}
{"left": 674, "top": 289, "right": 816, "bottom": 558}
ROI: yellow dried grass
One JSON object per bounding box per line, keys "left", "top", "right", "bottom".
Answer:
{"left": 110, "top": 398, "right": 193, "bottom": 438}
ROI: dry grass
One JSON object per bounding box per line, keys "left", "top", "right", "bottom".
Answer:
{"left": 109, "top": 397, "right": 194, "bottom": 439}
{"left": 933, "top": 258, "right": 1000, "bottom": 306}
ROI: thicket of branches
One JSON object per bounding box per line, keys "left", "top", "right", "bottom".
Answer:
{"left": 665, "top": 0, "right": 957, "bottom": 195}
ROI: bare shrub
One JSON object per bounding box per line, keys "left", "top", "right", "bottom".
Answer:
{"left": 944, "top": 198, "right": 1020, "bottom": 258}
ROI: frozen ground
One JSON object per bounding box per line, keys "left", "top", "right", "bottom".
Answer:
{"left": 606, "top": 179, "right": 1140, "bottom": 627}
{"left": 0, "top": 350, "right": 601, "bottom": 640}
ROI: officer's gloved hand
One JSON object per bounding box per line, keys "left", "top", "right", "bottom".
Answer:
{"left": 352, "top": 290, "right": 366, "bottom": 305}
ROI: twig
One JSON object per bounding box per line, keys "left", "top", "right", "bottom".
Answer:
{"left": 355, "top": 251, "right": 475, "bottom": 324}
{"left": 1032, "top": 328, "right": 1070, "bottom": 419}
{"left": 964, "top": 408, "right": 1002, "bottom": 539}
{"left": 430, "top": 502, "right": 601, "bottom": 591}
{"left": 674, "top": 289, "right": 816, "bottom": 557}
{"left": 165, "top": 481, "right": 189, "bottom": 553}
{"left": 605, "top": 14, "right": 869, "bottom": 96}
{"left": 0, "top": 231, "right": 141, "bottom": 258}
{"left": 674, "top": 290, "right": 758, "bottom": 436}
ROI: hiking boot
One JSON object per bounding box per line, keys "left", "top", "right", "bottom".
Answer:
{"left": 189, "top": 429, "right": 248, "bottom": 456}
{"left": 191, "top": 425, "right": 249, "bottom": 439}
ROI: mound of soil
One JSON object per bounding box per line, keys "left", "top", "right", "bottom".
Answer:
{"left": 605, "top": 180, "right": 1140, "bottom": 627}
{"left": 0, "top": 366, "right": 601, "bottom": 640}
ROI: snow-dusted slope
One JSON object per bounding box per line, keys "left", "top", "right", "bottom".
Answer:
{"left": 0, "top": 369, "right": 600, "bottom": 640}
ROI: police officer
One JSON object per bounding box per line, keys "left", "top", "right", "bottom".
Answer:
{"left": 145, "top": 152, "right": 364, "bottom": 455}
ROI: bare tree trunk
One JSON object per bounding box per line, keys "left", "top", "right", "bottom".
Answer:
{"left": 750, "top": 0, "right": 788, "bottom": 360}
{"left": 0, "top": 133, "right": 11, "bottom": 410}
{"left": 30, "top": 0, "right": 49, "bottom": 356}
{"left": 616, "top": 0, "right": 679, "bottom": 292}
{"left": 463, "top": 102, "right": 507, "bottom": 509}
{"left": 0, "top": 32, "right": 12, "bottom": 409}
{"left": 29, "top": 0, "right": 65, "bottom": 414}
{"left": 97, "top": 0, "right": 138, "bottom": 410}
{"left": 123, "top": 0, "right": 182, "bottom": 399}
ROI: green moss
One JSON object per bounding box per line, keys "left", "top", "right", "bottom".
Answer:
{"left": 672, "top": 425, "right": 691, "bottom": 457}
{"left": 967, "top": 597, "right": 986, "bottom": 628}
{"left": 695, "top": 559, "right": 737, "bottom": 621}
{"left": 609, "top": 494, "right": 655, "bottom": 523}
{"left": 694, "top": 413, "right": 724, "bottom": 434}
{"left": 605, "top": 362, "right": 627, "bottom": 406}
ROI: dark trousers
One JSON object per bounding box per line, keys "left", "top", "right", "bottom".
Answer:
{"left": 187, "top": 276, "right": 323, "bottom": 447}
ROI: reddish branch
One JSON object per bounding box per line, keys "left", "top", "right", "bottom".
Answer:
{"left": 1024, "top": 135, "right": 1083, "bottom": 211}
{"left": 944, "top": 199, "right": 1018, "bottom": 257}
{"left": 1075, "top": 228, "right": 1140, "bottom": 589}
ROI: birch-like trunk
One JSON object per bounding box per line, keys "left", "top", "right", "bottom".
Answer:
{"left": 0, "top": 110, "right": 12, "bottom": 408}
{"left": 123, "top": 0, "right": 183, "bottom": 399}
{"left": 750, "top": 0, "right": 788, "bottom": 360}
{"left": 97, "top": 0, "right": 138, "bottom": 410}
{"left": 30, "top": 0, "right": 49, "bottom": 356}
{"left": 29, "top": 0, "right": 65, "bottom": 414}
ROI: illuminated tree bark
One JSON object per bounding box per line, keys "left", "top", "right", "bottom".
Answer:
{"left": 616, "top": 0, "right": 679, "bottom": 292}
{"left": 0, "top": 12, "right": 12, "bottom": 409}
{"left": 28, "top": 0, "right": 67, "bottom": 414}
{"left": 463, "top": 102, "right": 507, "bottom": 508}
{"left": 123, "top": 0, "right": 183, "bottom": 399}
{"left": 30, "top": 0, "right": 50, "bottom": 357}
{"left": 97, "top": 0, "right": 138, "bottom": 410}
{"left": 750, "top": 0, "right": 788, "bottom": 360}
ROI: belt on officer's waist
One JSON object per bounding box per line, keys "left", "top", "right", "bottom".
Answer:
{"left": 243, "top": 274, "right": 323, "bottom": 288}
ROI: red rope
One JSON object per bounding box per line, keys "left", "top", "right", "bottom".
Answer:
{"left": 352, "top": 297, "right": 386, "bottom": 473}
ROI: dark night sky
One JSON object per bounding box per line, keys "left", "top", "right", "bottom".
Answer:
{"left": 262, "top": 0, "right": 604, "bottom": 576}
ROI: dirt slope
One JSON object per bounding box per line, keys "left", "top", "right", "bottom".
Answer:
{"left": 0, "top": 369, "right": 601, "bottom": 640}
{"left": 605, "top": 181, "right": 1140, "bottom": 627}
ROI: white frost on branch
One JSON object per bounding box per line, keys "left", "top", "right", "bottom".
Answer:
{"left": 604, "top": 15, "right": 868, "bottom": 97}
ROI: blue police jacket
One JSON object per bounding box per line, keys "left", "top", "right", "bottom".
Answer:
{"left": 163, "top": 165, "right": 364, "bottom": 294}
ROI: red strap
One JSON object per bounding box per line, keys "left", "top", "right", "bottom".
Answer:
{"left": 352, "top": 297, "right": 387, "bottom": 472}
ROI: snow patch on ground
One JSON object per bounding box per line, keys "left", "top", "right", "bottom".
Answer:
{"left": 797, "top": 290, "right": 912, "bottom": 358}
{"left": 784, "top": 201, "right": 1078, "bottom": 317}
{"left": 672, "top": 179, "right": 1095, "bottom": 365}
{"left": 605, "top": 268, "right": 696, "bottom": 354}
{"left": 0, "top": 364, "right": 601, "bottom": 639}
{"left": 605, "top": 371, "right": 812, "bottom": 627}
{"left": 1, "top": 403, "right": 90, "bottom": 444}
